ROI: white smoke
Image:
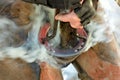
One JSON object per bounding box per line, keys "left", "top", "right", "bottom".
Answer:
{"left": 0, "top": 0, "right": 119, "bottom": 71}
{"left": 0, "top": 0, "right": 120, "bottom": 80}
{"left": 0, "top": 4, "right": 58, "bottom": 67}
{"left": 83, "top": 0, "right": 120, "bottom": 51}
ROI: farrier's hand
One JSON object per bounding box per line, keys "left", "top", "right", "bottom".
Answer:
{"left": 75, "top": 0, "right": 97, "bottom": 26}
{"left": 55, "top": 0, "right": 97, "bottom": 28}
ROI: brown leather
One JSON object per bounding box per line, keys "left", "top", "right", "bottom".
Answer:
{"left": 23, "top": 0, "right": 81, "bottom": 9}
{"left": 0, "top": 58, "right": 37, "bottom": 80}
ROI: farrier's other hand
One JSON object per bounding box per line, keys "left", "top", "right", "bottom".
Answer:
{"left": 75, "top": 0, "right": 97, "bottom": 26}
{"left": 55, "top": 0, "right": 84, "bottom": 29}
{"left": 55, "top": 11, "right": 83, "bottom": 29}
{"left": 55, "top": 0, "right": 97, "bottom": 28}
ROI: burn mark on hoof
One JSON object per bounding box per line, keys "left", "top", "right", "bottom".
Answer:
{"left": 60, "top": 22, "right": 87, "bottom": 49}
